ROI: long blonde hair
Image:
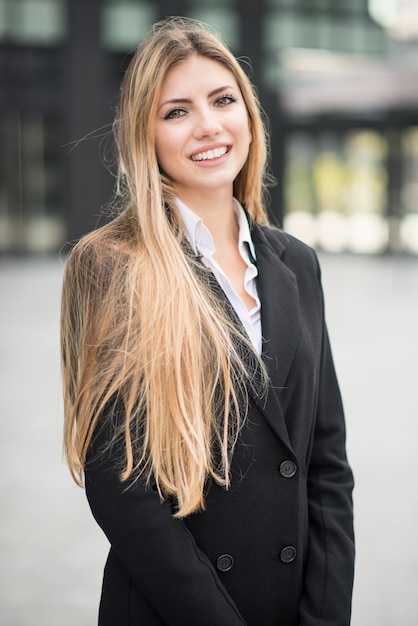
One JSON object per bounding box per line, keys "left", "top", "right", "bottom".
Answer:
{"left": 61, "top": 17, "right": 270, "bottom": 518}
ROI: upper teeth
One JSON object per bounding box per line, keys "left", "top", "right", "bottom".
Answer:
{"left": 191, "top": 146, "right": 228, "bottom": 161}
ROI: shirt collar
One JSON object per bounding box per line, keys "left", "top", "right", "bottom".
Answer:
{"left": 174, "top": 197, "right": 256, "bottom": 260}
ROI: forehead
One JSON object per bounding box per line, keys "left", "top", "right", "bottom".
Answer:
{"left": 159, "top": 55, "right": 239, "bottom": 99}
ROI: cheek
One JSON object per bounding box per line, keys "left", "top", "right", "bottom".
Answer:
{"left": 154, "top": 132, "right": 184, "bottom": 181}
{"left": 154, "top": 131, "right": 165, "bottom": 165}
{"left": 242, "top": 124, "right": 252, "bottom": 154}
{"left": 237, "top": 113, "right": 252, "bottom": 147}
{"left": 154, "top": 135, "right": 172, "bottom": 174}
{"left": 155, "top": 127, "right": 182, "bottom": 162}
{"left": 244, "top": 113, "right": 252, "bottom": 144}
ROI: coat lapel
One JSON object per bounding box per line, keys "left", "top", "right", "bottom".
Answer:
{"left": 250, "top": 223, "right": 300, "bottom": 450}
{"left": 184, "top": 223, "right": 300, "bottom": 451}
{"left": 251, "top": 224, "right": 300, "bottom": 395}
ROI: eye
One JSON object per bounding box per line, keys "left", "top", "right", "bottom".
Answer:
{"left": 215, "top": 94, "right": 236, "bottom": 107}
{"left": 163, "top": 108, "right": 187, "bottom": 120}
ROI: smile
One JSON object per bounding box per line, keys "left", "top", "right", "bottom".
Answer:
{"left": 191, "top": 146, "right": 228, "bottom": 162}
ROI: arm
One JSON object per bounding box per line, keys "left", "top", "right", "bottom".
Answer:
{"left": 85, "top": 407, "right": 246, "bottom": 626}
{"left": 299, "top": 263, "right": 355, "bottom": 625}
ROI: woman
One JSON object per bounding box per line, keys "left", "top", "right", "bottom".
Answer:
{"left": 61, "top": 17, "right": 354, "bottom": 626}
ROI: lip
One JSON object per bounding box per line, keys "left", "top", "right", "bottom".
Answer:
{"left": 189, "top": 143, "right": 231, "bottom": 161}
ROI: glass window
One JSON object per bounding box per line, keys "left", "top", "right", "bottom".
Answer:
{"left": 266, "top": 10, "right": 387, "bottom": 55}
{"left": 187, "top": 6, "right": 239, "bottom": 50}
{"left": 344, "top": 0, "right": 365, "bottom": 12}
{"left": 294, "top": 17, "right": 318, "bottom": 48}
{"left": 262, "top": 50, "right": 282, "bottom": 91}
{"left": 0, "top": 0, "right": 6, "bottom": 39}
{"left": 2, "top": 0, "right": 66, "bottom": 46}
{"left": 101, "top": 0, "right": 156, "bottom": 52}
{"left": 312, "top": 0, "right": 335, "bottom": 9}
{"left": 265, "top": 0, "right": 296, "bottom": 7}
{"left": 189, "top": 0, "right": 235, "bottom": 4}
{"left": 263, "top": 13, "right": 299, "bottom": 50}
{"left": 265, "top": 12, "right": 334, "bottom": 51}
{"left": 316, "top": 15, "right": 334, "bottom": 49}
{"left": 331, "top": 0, "right": 365, "bottom": 11}
{"left": 329, "top": 21, "right": 357, "bottom": 52}
{"left": 284, "top": 130, "right": 389, "bottom": 253}
{"left": 400, "top": 127, "right": 418, "bottom": 254}
{"left": 0, "top": 112, "right": 64, "bottom": 254}
{"left": 267, "top": 0, "right": 364, "bottom": 8}
{"left": 363, "top": 22, "right": 387, "bottom": 55}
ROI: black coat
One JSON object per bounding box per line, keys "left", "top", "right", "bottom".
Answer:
{"left": 85, "top": 224, "right": 355, "bottom": 625}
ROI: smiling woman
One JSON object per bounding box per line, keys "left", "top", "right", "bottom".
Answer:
{"left": 60, "top": 16, "right": 354, "bottom": 626}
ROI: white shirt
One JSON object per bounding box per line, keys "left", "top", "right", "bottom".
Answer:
{"left": 175, "top": 197, "right": 262, "bottom": 355}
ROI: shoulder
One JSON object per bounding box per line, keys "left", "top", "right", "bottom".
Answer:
{"left": 252, "top": 224, "right": 326, "bottom": 320}
{"left": 64, "top": 217, "right": 134, "bottom": 273}
{"left": 66, "top": 227, "right": 131, "bottom": 266}
{"left": 62, "top": 225, "right": 134, "bottom": 308}
{"left": 253, "top": 222, "right": 320, "bottom": 279}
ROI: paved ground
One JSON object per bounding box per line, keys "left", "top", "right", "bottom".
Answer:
{"left": 0, "top": 252, "right": 417, "bottom": 625}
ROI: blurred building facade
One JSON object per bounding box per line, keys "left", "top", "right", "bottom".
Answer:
{"left": 1, "top": 0, "right": 418, "bottom": 254}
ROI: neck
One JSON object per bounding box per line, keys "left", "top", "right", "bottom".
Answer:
{"left": 177, "top": 188, "right": 239, "bottom": 250}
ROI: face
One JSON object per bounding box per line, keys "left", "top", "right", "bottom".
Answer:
{"left": 154, "top": 55, "right": 251, "bottom": 206}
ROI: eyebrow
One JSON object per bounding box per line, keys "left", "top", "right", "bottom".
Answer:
{"left": 159, "top": 85, "right": 236, "bottom": 109}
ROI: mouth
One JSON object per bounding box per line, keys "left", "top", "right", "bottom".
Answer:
{"left": 190, "top": 146, "right": 229, "bottom": 162}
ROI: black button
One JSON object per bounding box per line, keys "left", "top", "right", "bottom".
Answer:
{"left": 216, "top": 554, "right": 234, "bottom": 572}
{"left": 280, "top": 546, "right": 297, "bottom": 563}
{"left": 279, "top": 460, "right": 297, "bottom": 478}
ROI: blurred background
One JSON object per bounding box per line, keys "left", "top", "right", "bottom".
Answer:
{"left": 2, "top": 0, "right": 418, "bottom": 253}
{"left": 0, "top": 1, "right": 417, "bottom": 625}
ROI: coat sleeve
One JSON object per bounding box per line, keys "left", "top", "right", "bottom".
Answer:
{"left": 299, "top": 257, "right": 355, "bottom": 625}
{"left": 84, "top": 408, "right": 246, "bottom": 626}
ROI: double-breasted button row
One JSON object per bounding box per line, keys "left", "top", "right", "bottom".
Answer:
{"left": 279, "top": 460, "right": 297, "bottom": 478}
{"left": 216, "top": 547, "right": 297, "bottom": 571}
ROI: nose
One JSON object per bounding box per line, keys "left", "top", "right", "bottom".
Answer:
{"left": 193, "top": 108, "right": 222, "bottom": 139}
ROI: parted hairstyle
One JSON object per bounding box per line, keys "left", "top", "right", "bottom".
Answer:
{"left": 61, "top": 16, "right": 271, "bottom": 518}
